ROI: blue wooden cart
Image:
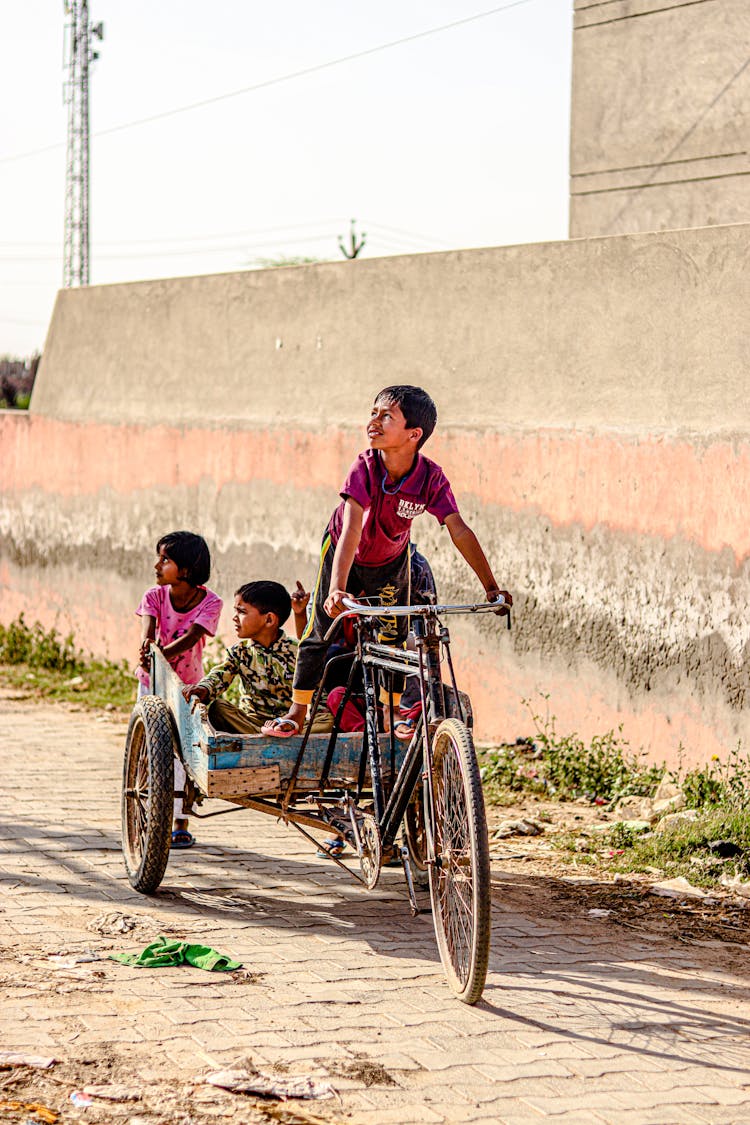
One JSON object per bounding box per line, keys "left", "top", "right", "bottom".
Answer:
{"left": 121, "top": 646, "right": 409, "bottom": 895}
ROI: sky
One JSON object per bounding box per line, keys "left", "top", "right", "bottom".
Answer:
{"left": 0, "top": 1, "right": 572, "bottom": 357}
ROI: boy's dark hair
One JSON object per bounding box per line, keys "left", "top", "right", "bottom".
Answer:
{"left": 375, "top": 385, "right": 437, "bottom": 449}
{"left": 157, "top": 531, "right": 211, "bottom": 586}
{"left": 235, "top": 580, "right": 292, "bottom": 625}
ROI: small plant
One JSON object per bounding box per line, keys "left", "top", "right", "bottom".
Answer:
{"left": 202, "top": 635, "right": 240, "bottom": 705}
{"left": 0, "top": 613, "right": 81, "bottom": 672}
{"left": 481, "top": 697, "right": 663, "bottom": 806}
{"left": 679, "top": 746, "right": 750, "bottom": 811}
{"left": 0, "top": 614, "right": 135, "bottom": 712}
{"left": 480, "top": 739, "right": 546, "bottom": 797}
{"left": 602, "top": 808, "right": 750, "bottom": 886}
{"left": 528, "top": 699, "right": 663, "bottom": 804}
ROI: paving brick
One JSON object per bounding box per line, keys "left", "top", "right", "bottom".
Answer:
{"left": 3, "top": 697, "right": 750, "bottom": 1125}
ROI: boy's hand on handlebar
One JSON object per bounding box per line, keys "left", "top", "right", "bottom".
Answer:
{"left": 486, "top": 587, "right": 512, "bottom": 616}
{"left": 182, "top": 684, "right": 210, "bottom": 705}
{"left": 324, "top": 588, "right": 350, "bottom": 618}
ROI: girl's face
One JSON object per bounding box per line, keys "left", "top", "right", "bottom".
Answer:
{"left": 154, "top": 548, "right": 184, "bottom": 586}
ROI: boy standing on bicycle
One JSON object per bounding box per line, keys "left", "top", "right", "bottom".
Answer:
{"left": 262, "top": 384, "right": 511, "bottom": 738}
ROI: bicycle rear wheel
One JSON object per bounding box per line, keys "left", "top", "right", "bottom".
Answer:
{"left": 428, "top": 717, "right": 491, "bottom": 1004}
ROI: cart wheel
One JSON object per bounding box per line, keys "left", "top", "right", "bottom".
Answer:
{"left": 403, "top": 791, "right": 429, "bottom": 889}
{"left": 428, "top": 717, "right": 491, "bottom": 1005}
{"left": 121, "top": 696, "right": 175, "bottom": 894}
{"left": 359, "top": 814, "right": 382, "bottom": 890}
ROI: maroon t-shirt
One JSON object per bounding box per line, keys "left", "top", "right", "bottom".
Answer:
{"left": 328, "top": 449, "right": 459, "bottom": 567}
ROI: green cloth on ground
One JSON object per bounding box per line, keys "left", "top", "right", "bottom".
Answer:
{"left": 109, "top": 936, "right": 242, "bottom": 971}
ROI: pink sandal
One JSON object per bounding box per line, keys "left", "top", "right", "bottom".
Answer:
{"left": 394, "top": 718, "right": 416, "bottom": 742}
{"left": 261, "top": 717, "right": 301, "bottom": 739}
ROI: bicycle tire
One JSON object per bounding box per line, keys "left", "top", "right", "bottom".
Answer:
{"left": 121, "top": 696, "right": 175, "bottom": 894}
{"left": 403, "top": 790, "right": 429, "bottom": 889}
{"left": 428, "top": 717, "right": 491, "bottom": 1004}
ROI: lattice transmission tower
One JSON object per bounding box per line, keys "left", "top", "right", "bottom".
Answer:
{"left": 62, "top": 0, "right": 103, "bottom": 288}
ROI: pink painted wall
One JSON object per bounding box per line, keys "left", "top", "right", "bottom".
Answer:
{"left": 3, "top": 225, "right": 750, "bottom": 766}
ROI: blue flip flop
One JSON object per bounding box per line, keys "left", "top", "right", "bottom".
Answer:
{"left": 171, "top": 828, "right": 195, "bottom": 849}
{"left": 316, "top": 838, "right": 346, "bottom": 859}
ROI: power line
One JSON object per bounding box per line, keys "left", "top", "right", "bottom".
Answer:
{"left": 0, "top": 233, "right": 339, "bottom": 264}
{"left": 0, "top": 0, "right": 532, "bottom": 166}
{"left": 0, "top": 219, "right": 453, "bottom": 257}
{"left": 362, "top": 221, "right": 453, "bottom": 249}
{"left": 0, "top": 220, "right": 342, "bottom": 250}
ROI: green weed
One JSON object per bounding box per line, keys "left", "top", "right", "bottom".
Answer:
{"left": 481, "top": 697, "right": 663, "bottom": 806}
{"left": 202, "top": 636, "right": 241, "bottom": 706}
{"left": 601, "top": 808, "right": 750, "bottom": 886}
{"left": 0, "top": 614, "right": 135, "bottom": 712}
{"left": 679, "top": 745, "right": 750, "bottom": 812}
{"left": 0, "top": 613, "right": 80, "bottom": 671}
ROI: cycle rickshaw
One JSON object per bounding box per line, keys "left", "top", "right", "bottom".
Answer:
{"left": 122, "top": 595, "right": 508, "bottom": 1004}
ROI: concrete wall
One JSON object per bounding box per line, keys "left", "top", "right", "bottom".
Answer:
{"left": 3, "top": 223, "right": 750, "bottom": 766}
{"left": 570, "top": 0, "right": 750, "bottom": 237}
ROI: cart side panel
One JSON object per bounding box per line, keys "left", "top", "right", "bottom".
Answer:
{"left": 150, "top": 648, "right": 213, "bottom": 792}
{"left": 150, "top": 647, "right": 406, "bottom": 797}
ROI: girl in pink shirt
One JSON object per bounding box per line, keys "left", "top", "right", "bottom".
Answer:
{"left": 136, "top": 531, "right": 222, "bottom": 689}
{"left": 136, "top": 530, "right": 223, "bottom": 849}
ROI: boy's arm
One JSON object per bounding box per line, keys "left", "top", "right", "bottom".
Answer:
{"left": 443, "top": 513, "right": 512, "bottom": 610}
{"left": 324, "top": 498, "right": 364, "bottom": 617}
{"left": 291, "top": 580, "right": 310, "bottom": 640}
{"left": 184, "top": 646, "right": 238, "bottom": 703}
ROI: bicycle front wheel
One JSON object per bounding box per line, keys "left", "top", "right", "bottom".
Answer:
{"left": 428, "top": 717, "right": 491, "bottom": 1004}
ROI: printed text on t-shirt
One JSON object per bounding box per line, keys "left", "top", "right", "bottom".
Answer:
{"left": 396, "top": 499, "right": 426, "bottom": 520}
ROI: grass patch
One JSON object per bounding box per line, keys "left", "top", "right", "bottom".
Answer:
{"left": 0, "top": 613, "right": 135, "bottom": 713}
{"left": 580, "top": 808, "right": 750, "bottom": 887}
{"left": 481, "top": 696, "right": 750, "bottom": 889}
{"left": 481, "top": 697, "right": 663, "bottom": 806}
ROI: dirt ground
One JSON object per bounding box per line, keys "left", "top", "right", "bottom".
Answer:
{"left": 484, "top": 796, "right": 750, "bottom": 948}
{"left": 2, "top": 691, "right": 750, "bottom": 1125}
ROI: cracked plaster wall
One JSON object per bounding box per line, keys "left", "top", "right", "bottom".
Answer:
{"left": 2, "top": 224, "right": 750, "bottom": 763}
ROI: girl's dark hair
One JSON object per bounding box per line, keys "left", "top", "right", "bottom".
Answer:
{"left": 375, "top": 385, "right": 437, "bottom": 449}
{"left": 235, "top": 580, "right": 292, "bottom": 625}
{"left": 156, "top": 531, "right": 211, "bottom": 587}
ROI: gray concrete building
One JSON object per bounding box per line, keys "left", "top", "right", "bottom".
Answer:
{"left": 570, "top": 0, "right": 750, "bottom": 237}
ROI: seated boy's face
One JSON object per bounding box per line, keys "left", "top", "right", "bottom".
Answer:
{"left": 233, "top": 596, "right": 274, "bottom": 640}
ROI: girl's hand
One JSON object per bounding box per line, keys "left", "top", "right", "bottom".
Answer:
{"left": 291, "top": 580, "right": 310, "bottom": 616}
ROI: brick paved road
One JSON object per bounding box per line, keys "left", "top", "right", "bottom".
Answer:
{"left": 1, "top": 696, "right": 750, "bottom": 1124}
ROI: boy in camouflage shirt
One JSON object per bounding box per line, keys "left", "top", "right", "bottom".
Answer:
{"left": 183, "top": 580, "right": 301, "bottom": 734}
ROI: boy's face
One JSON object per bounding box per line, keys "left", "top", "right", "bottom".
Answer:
{"left": 367, "top": 397, "right": 422, "bottom": 453}
{"left": 233, "top": 596, "right": 276, "bottom": 640}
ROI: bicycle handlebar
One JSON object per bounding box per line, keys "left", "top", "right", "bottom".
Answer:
{"left": 322, "top": 595, "right": 507, "bottom": 644}
{"left": 340, "top": 595, "right": 507, "bottom": 618}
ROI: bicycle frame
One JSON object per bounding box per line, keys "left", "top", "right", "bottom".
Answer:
{"left": 278, "top": 596, "right": 507, "bottom": 878}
